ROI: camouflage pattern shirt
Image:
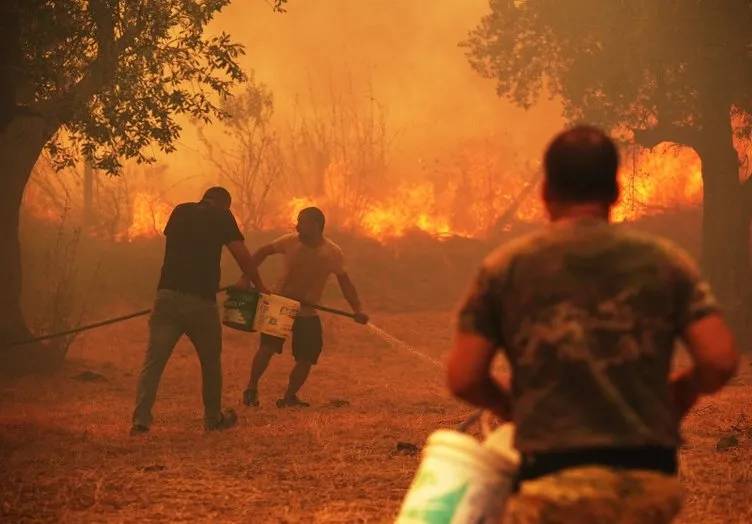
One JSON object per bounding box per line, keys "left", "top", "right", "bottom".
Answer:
{"left": 457, "top": 218, "right": 719, "bottom": 453}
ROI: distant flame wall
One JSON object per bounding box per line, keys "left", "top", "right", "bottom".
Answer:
{"left": 22, "top": 141, "right": 709, "bottom": 243}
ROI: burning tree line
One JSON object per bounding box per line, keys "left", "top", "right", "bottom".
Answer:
{"left": 24, "top": 75, "right": 713, "bottom": 245}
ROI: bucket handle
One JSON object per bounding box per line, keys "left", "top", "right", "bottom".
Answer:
{"left": 455, "top": 410, "right": 506, "bottom": 438}
{"left": 228, "top": 287, "right": 360, "bottom": 321}
{"left": 455, "top": 410, "right": 483, "bottom": 433}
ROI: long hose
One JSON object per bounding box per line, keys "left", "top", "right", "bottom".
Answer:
{"left": 7, "top": 287, "right": 484, "bottom": 431}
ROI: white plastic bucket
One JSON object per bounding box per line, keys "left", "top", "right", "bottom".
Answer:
{"left": 253, "top": 293, "right": 300, "bottom": 339}
{"left": 396, "top": 425, "right": 519, "bottom": 524}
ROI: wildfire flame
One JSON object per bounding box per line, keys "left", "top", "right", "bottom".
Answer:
{"left": 22, "top": 141, "right": 731, "bottom": 243}
{"left": 279, "top": 143, "right": 705, "bottom": 241}
{"left": 361, "top": 183, "right": 454, "bottom": 239}
{"left": 122, "top": 191, "right": 172, "bottom": 241}
{"left": 612, "top": 144, "right": 703, "bottom": 223}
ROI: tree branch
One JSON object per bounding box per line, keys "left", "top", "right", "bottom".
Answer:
{"left": 37, "top": 0, "right": 147, "bottom": 124}
{"left": 633, "top": 123, "right": 702, "bottom": 149}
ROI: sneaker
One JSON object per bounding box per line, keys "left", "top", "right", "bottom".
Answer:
{"left": 276, "top": 395, "right": 310, "bottom": 408}
{"left": 205, "top": 409, "right": 238, "bottom": 431}
{"left": 243, "top": 388, "right": 260, "bottom": 407}
{"left": 129, "top": 424, "right": 149, "bottom": 436}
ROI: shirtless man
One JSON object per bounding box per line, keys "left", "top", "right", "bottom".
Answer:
{"left": 241, "top": 207, "right": 368, "bottom": 408}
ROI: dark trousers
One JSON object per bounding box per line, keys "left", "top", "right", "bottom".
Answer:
{"left": 132, "top": 289, "right": 223, "bottom": 427}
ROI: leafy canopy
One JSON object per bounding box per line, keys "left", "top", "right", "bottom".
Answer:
{"left": 14, "top": 0, "right": 286, "bottom": 173}
{"left": 462, "top": 1, "right": 752, "bottom": 145}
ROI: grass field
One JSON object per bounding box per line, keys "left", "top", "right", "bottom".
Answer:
{"left": 1, "top": 309, "right": 751, "bottom": 523}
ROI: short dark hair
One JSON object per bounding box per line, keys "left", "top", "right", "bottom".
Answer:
{"left": 544, "top": 125, "right": 619, "bottom": 204}
{"left": 201, "top": 186, "right": 232, "bottom": 207}
{"left": 298, "top": 207, "right": 325, "bottom": 231}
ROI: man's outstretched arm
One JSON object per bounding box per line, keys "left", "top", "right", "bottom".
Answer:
{"left": 336, "top": 272, "right": 368, "bottom": 324}
{"left": 447, "top": 331, "right": 511, "bottom": 421}
{"left": 226, "top": 241, "right": 273, "bottom": 293}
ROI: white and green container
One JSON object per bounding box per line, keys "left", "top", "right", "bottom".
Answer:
{"left": 396, "top": 424, "right": 519, "bottom": 524}
{"left": 254, "top": 293, "right": 300, "bottom": 339}
{"left": 223, "top": 289, "right": 300, "bottom": 339}
{"left": 222, "top": 288, "right": 261, "bottom": 332}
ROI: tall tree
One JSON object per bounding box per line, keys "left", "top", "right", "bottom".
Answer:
{"left": 0, "top": 1, "right": 286, "bottom": 355}
{"left": 463, "top": 0, "right": 752, "bottom": 334}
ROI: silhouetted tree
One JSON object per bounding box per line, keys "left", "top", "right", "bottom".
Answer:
{"left": 198, "top": 77, "right": 284, "bottom": 232}
{"left": 464, "top": 0, "right": 752, "bottom": 331}
{"left": 0, "top": 0, "right": 286, "bottom": 360}
{"left": 286, "top": 80, "right": 389, "bottom": 226}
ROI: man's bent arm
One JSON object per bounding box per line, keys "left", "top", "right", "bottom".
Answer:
{"left": 250, "top": 243, "right": 277, "bottom": 269}
{"left": 672, "top": 314, "right": 739, "bottom": 418}
{"left": 447, "top": 331, "right": 511, "bottom": 421}
{"left": 227, "top": 241, "right": 268, "bottom": 292}
{"left": 336, "top": 272, "right": 363, "bottom": 313}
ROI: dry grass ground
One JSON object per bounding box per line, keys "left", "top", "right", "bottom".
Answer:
{"left": 1, "top": 310, "right": 751, "bottom": 523}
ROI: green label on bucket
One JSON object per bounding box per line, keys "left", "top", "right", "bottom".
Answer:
{"left": 403, "top": 482, "right": 469, "bottom": 523}
{"left": 222, "top": 289, "right": 260, "bottom": 332}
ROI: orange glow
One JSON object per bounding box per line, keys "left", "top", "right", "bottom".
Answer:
{"left": 21, "top": 183, "right": 66, "bottom": 223}
{"left": 121, "top": 192, "right": 171, "bottom": 241}
{"left": 732, "top": 109, "right": 752, "bottom": 183}
{"left": 283, "top": 196, "right": 319, "bottom": 227}
{"left": 612, "top": 144, "right": 703, "bottom": 223}
{"left": 19, "top": 141, "right": 727, "bottom": 243}
{"left": 276, "top": 143, "right": 705, "bottom": 241}
{"left": 360, "top": 183, "right": 455, "bottom": 239}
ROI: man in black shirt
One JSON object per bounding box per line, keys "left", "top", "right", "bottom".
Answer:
{"left": 131, "top": 187, "right": 265, "bottom": 434}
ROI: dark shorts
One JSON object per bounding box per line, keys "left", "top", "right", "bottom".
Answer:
{"left": 260, "top": 316, "right": 323, "bottom": 364}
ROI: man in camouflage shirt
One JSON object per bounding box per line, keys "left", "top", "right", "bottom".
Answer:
{"left": 447, "top": 126, "right": 740, "bottom": 523}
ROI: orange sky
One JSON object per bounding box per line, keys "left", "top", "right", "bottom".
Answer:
{"left": 168, "top": 0, "right": 564, "bottom": 196}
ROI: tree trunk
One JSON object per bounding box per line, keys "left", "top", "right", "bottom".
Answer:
{"left": 0, "top": 114, "right": 56, "bottom": 371}
{"left": 83, "top": 161, "right": 94, "bottom": 228}
{"left": 696, "top": 109, "right": 752, "bottom": 343}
